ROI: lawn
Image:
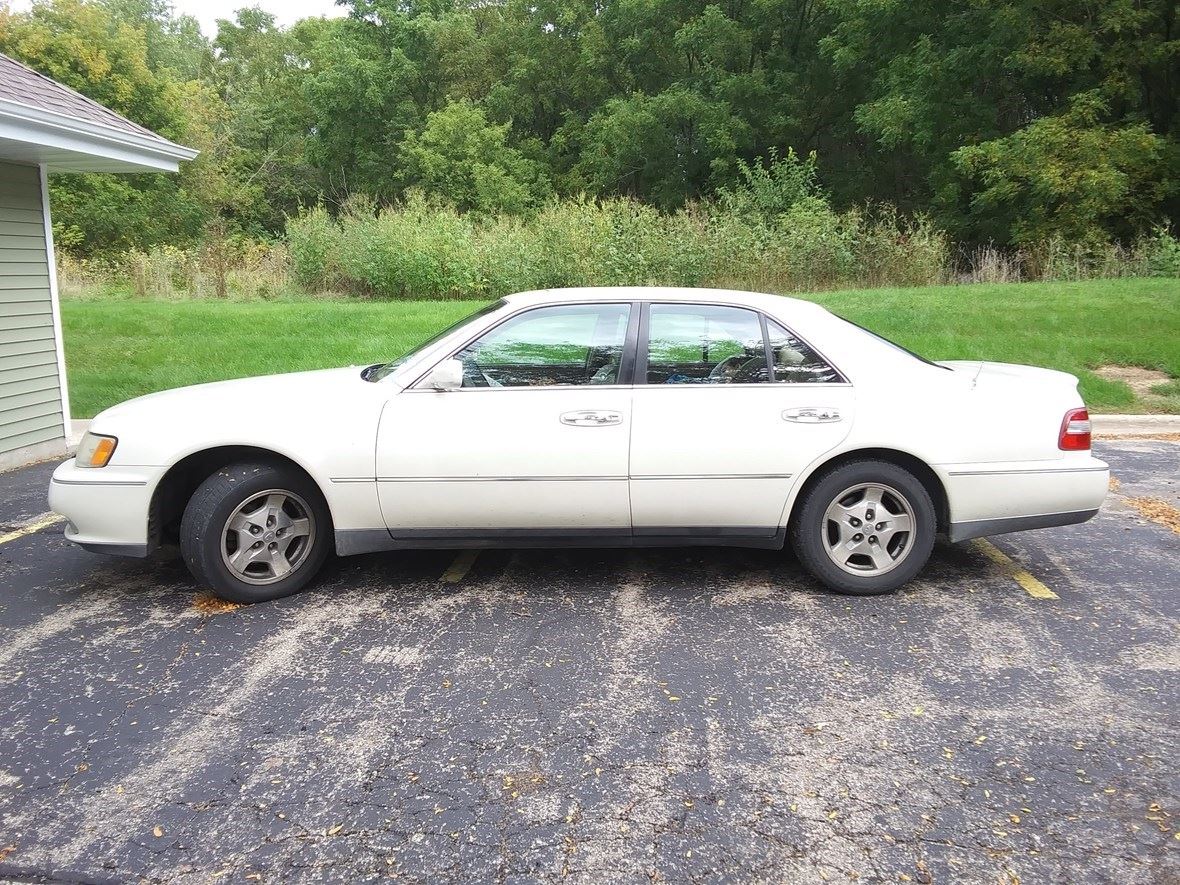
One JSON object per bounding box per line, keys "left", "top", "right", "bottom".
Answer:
{"left": 61, "top": 278, "right": 1179, "bottom": 417}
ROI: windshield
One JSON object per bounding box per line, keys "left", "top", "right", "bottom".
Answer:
{"left": 363, "top": 301, "right": 505, "bottom": 382}
{"left": 834, "top": 315, "right": 949, "bottom": 370}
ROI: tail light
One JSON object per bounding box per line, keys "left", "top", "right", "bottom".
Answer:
{"left": 1058, "top": 408, "right": 1091, "bottom": 451}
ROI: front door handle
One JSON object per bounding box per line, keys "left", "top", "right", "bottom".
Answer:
{"left": 561, "top": 410, "right": 623, "bottom": 427}
{"left": 783, "top": 406, "right": 842, "bottom": 423}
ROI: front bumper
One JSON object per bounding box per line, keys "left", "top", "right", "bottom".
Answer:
{"left": 49, "top": 459, "right": 165, "bottom": 557}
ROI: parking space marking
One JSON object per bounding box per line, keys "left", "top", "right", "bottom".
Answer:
{"left": 0, "top": 513, "right": 63, "bottom": 548}
{"left": 441, "top": 549, "right": 480, "bottom": 583}
{"left": 971, "top": 539, "right": 1059, "bottom": 600}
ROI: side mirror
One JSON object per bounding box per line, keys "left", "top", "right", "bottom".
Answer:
{"left": 426, "top": 358, "right": 464, "bottom": 391}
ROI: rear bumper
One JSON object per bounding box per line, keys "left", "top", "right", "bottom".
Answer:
{"left": 49, "top": 459, "right": 162, "bottom": 555}
{"left": 948, "top": 508, "right": 1098, "bottom": 543}
{"left": 938, "top": 455, "right": 1108, "bottom": 543}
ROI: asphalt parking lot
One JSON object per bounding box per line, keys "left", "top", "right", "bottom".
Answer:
{"left": 0, "top": 440, "right": 1177, "bottom": 884}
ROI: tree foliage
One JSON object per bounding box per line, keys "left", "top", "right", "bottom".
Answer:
{"left": 0, "top": 0, "right": 1175, "bottom": 254}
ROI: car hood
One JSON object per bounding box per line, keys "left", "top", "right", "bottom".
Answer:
{"left": 86, "top": 365, "right": 394, "bottom": 473}
{"left": 95, "top": 367, "right": 367, "bottom": 425}
{"left": 89, "top": 366, "right": 384, "bottom": 448}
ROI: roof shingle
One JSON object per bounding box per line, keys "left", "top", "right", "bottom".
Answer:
{"left": 0, "top": 51, "right": 173, "bottom": 144}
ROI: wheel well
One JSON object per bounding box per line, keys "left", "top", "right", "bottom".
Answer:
{"left": 148, "top": 446, "right": 322, "bottom": 549}
{"left": 787, "top": 448, "right": 950, "bottom": 535}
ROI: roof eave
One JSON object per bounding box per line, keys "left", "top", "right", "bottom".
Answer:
{"left": 0, "top": 97, "right": 198, "bottom": 173}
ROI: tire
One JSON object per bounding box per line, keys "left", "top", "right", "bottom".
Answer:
{"left": 790, "top": 459, "right": 936, "bottom": 596}
{"left": 179, "top": 460, "right": 332, "bottom": 604}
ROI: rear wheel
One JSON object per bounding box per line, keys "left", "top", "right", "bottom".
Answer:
{"left": 790, "top": 460, "right": 935, "bottom": 595}
{"left": 180, "top": 461, "right": 332, "bottom": 603}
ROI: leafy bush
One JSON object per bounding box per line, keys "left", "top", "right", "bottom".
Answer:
{"left": 1139, "top": 226, "right": 1180, "bottom": 278}
{"left": 62, "top": 167, "right": 1167, "bottom": 302}
{"left": 286, "top": 206, "right": 341, "bottom": 290}
{"left": 716, "top": 148, "right": 821, "bottom": 222}
{"left": 336, "top": 194, "right": 482, "bottom": 298}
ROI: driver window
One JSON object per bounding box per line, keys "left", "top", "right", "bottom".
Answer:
{"left": 645, "top": 304, "right": 769, "bottom": 384}
{"left": 454, "top": 303, "right": 630, "bottom": 388}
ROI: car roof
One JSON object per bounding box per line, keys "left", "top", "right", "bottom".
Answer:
{"left": 502, "top": 286, "right": 830, "bottom": 316}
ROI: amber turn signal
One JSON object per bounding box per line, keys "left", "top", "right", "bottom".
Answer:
{"left": 77, "top": 432, "right": 118, "bottom": 468}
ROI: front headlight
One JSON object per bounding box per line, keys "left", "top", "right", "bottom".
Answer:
{"left": 76, "top": 432, "right": 118, "bottom": 468}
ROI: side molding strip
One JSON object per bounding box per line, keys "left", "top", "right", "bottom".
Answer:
{"left": 945, "top": 467, "right": 1108, "bottom": 477}
{"left": 334, "top": 526, "right": 787, "bottom": 555}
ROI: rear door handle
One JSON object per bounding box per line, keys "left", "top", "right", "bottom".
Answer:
{"left": 561, "top": 410, "right": 623, "bottom": 427}
{"left": 783, "top": 407, "right": 841, "bottom": 423}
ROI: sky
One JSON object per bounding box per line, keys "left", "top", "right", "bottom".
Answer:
{"left": 171, "top": 0, "right": 346, "bottom": 37}
{"left": 8, "top": 0, "right": 347, "bottom": 38}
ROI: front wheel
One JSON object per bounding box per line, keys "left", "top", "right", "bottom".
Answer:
{"left": 180, "top": 461, "right": 332, "bottom": 603}
{"left": 790, "top": 460, "right": 935, "bottom": 596}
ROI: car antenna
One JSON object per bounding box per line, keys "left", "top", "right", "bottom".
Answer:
{"left": 971, "top": 360, "right": 985, "bottom": 389}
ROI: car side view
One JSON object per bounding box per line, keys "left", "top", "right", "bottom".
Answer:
{"left": 50, "top": 287, "right": 1109, "bottom": 603}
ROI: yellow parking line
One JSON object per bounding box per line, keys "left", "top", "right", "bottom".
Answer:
{"left": 0, "top": 513, "right": 64, "bottom": 547}
{"left": 971, "top": 539, "right": 1058, "bottom": 600}
{"left": 441, "top": 549, "right": 480, "bottom": 583}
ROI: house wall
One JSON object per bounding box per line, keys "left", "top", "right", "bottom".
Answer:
{"left": 0, "top": 160, "right": 67, "bottom": 470}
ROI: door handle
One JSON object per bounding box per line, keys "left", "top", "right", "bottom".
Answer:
{"left": 560, "top": 410, "right": 623, "bottom": 427}
{"left": 783, "top": 407, "right": 841, "bottom": 423}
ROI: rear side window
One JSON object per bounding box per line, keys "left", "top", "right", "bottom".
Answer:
{"left": 766, "top": 319, "right": 843, "bottom": 383}
{"left": 645, "top": 304, "right": 770, "bottom": 384}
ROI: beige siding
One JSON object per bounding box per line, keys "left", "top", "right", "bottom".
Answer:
{"left": 0, "top": 161, "right": 64, "bottom": 459}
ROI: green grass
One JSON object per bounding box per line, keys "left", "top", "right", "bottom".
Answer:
{"left": 61, "top": 278, "right": 1179, "bottom": 418}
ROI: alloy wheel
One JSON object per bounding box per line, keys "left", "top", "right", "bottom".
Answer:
{"left": 821, "top": 482, "right": 915, "bottom": 576}
{"left": 220, "top": 489, "right": 316, "bottom": 585}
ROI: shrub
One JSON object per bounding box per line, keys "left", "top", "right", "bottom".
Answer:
{"left": 336, "top": 194, "right": 482, "bottom": 298}
{"left": 286, "top": 205, "right": 340, "bottom": 290}
{"left": 1138, "top": 226, "right": 1180, "bottom": 278}
{"left": 716, "top": 148, "right": 820, "bottom": 222}
{"left": 855, "top": 207, "right": 949, "bottom": 288}
{"left": 59, "top": 179, "right": 1172, "bottom": 302}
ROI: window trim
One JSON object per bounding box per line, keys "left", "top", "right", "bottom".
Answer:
{"left": 404, "top": 298, "right": 849, "bottom": 392}
{"left": 763, "top": 314, "right": 849, "bottom": 385}
{"left": 407, "top": 300, "right": 641, "bottom": 392}
{"left": 636, "top": 301, "right": 848, "bottom": 387}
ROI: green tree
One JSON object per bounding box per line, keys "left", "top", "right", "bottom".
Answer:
{"left": 210, "top": 7, "right": 319, "bottom": 233}
{"left": 950, "top": 94, "right": 1171, "bottom": 245}
{"left": 400, "top": 99, "right": 550, "bottom": 214}
{"left": 821, "top": 0, "right": 1179, "bottom": 243}
{"left": 0, "top": 0, "right": 206, "bottom": 253}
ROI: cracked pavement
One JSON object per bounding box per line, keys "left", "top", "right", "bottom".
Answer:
{"left": 0, "top": 440, "right": 1177, "bottom": 883}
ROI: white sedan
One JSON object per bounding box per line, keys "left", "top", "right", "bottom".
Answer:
{"left": 50, "top": 287, "right": 1108, "bottom": 603}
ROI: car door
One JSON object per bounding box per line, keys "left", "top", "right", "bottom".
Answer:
{"left": 376, "top": 301, "right": 637, "bottom": 538}
{"left": 629, "top": 302, "right": 855, "bottom": 541}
